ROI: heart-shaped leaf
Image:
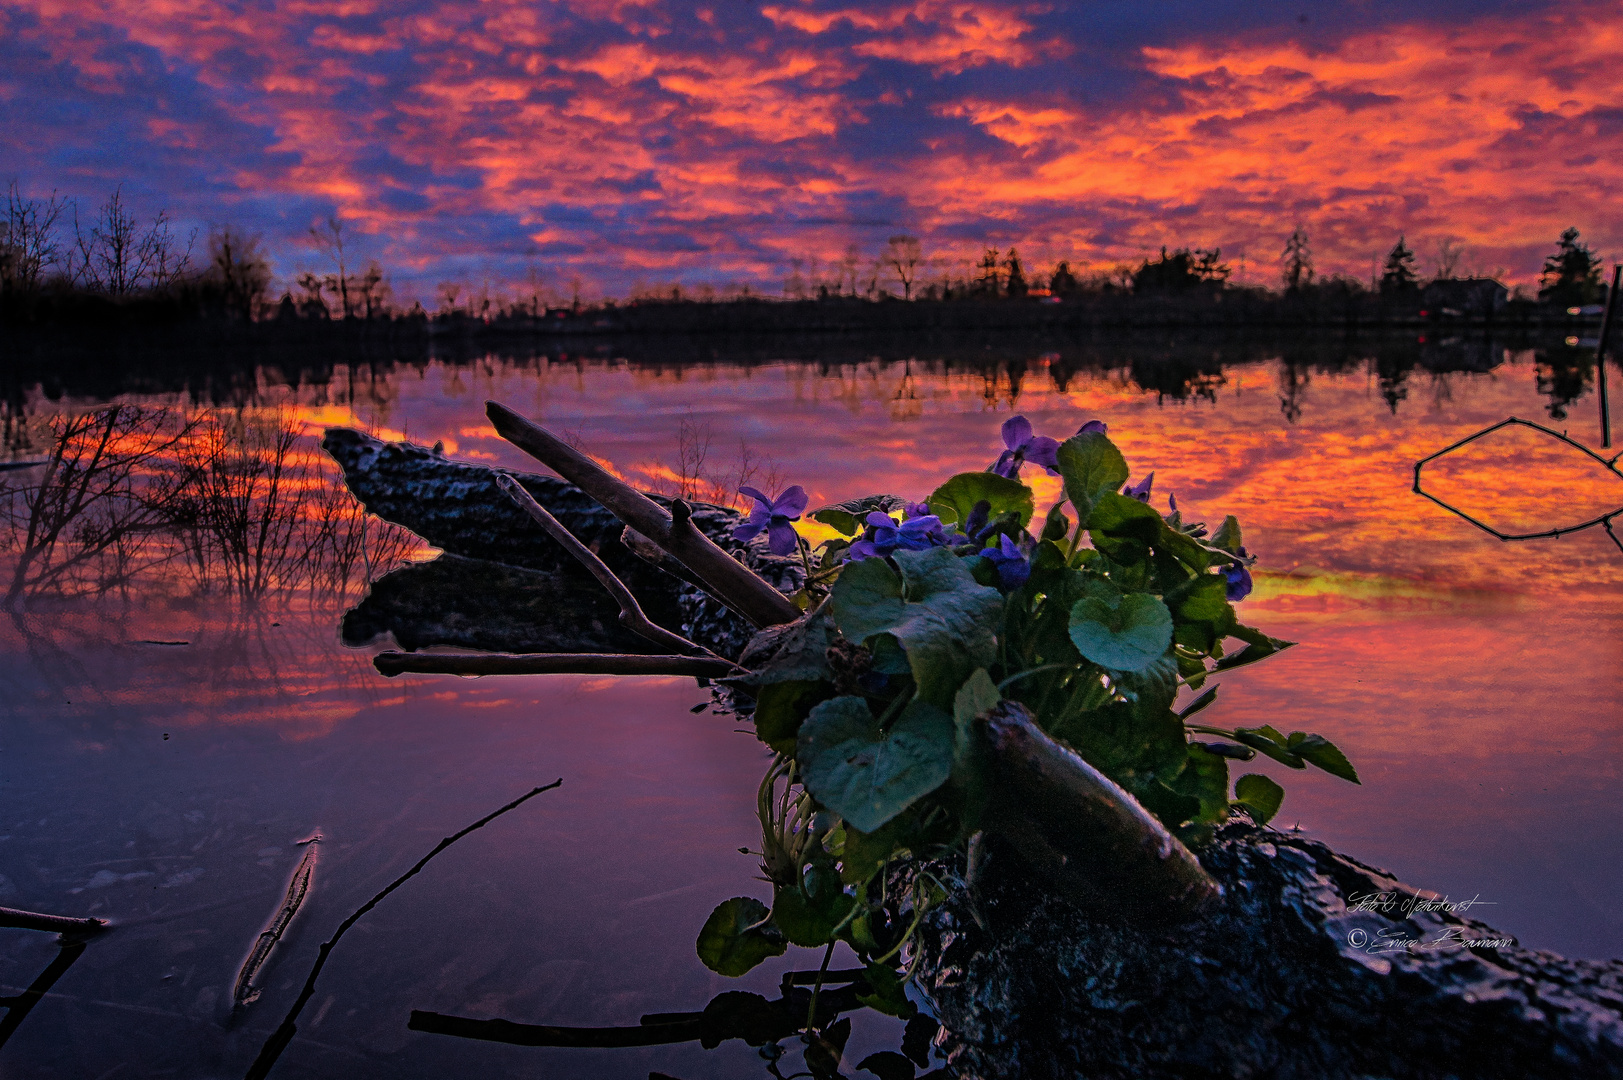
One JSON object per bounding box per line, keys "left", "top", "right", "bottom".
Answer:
{"left": 832, "top": 548, "right": 1002, "bottom": 708}
{"left": 1233, "top": 773, "right": 1285, "bottom": 824}
{"left": 926, "top": 471, "right": 1034, "bottom": 528}
{"left": 696, "top": 897, "right": 786, "bottom": 977}
{"left": 1056, "top": 430, "right": 1129, "bottom": 522}
{"left": 797, "top": 696, "right": 955, "bottom": 833}
{"left": 1067, "top": 592, "right": 1173, "bottom": 672}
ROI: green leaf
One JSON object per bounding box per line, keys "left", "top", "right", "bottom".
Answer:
{"left": 696, "top": 897, "right": 786, "bottom": 977}
{"left": 798, "top": 697, "right": 956, "bottom": 833}
{"left": 1287, "top": 732, "right": 1360, "bottom": 783}
{"left": 1086, "top": 490, "right": 1163, "bottom": 540}
{"left": 1056, "top": 430, "right": 1129, "bottom": 523}
{"left": 855, "top": 964, "right": 917, "bottom": 1019}
{"left": 753, "top": 680, "right": 830, "bottom": 754}
{"left": 813, "top": 495, "right": 907, "bottom": 537}
{"left": 1233, "top": 725, "right": 1306, "bottom": 768}
{"left": 1177, "top": 684, "right": 1218, "bottom": 720}
{"left": 831, "top": 547, "right": 1003, "bottom": 708}
{"left": 1170, "top": 744, "right": 1231, "bottom": 831}
{"left": 1217, "top": 624, "right": 1296, "bottom": 671}
{"left": 1211, "top": 514, "right": 1242, "bottom": 553}
{"left": 1040, "top": 502, "right": 1071, "bottom": 542}
{"left": 838, "top": 814, "right": 916, "bottom": 885}
{"left": 926, "top": 471, "right": 1034, "bottom": 528}
{"left": 952, "top": 669, "right": 1000, "bottom": 746}
{"left": 772, "top": 863, "right": 857, "bottom": 947}
{"left": 1172, "top": 572, "right": 1233, "bottom": 629}
{"left": 1053, "top": 698, "right": 1187, "bottom": 783}
{"left": 747, "top": 606, "right": 837, "bottom": 686}
{"left": 1233, "top": 773, "right": 1284, "bottom": 824}
{"left": 1067, "top": 592, "right": 1174, "bottom": 672}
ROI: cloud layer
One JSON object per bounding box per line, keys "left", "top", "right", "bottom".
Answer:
{"left": 3, "top": 0, "right": 1619, "bottom": 296}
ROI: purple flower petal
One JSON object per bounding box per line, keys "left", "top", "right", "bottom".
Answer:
{"left": 767, "top": 520, "right": 800, "bottom": 556}
{"left": 902, "top": 501, "right": 932, "bottom": 519}
{"left": 1223, "top": 562, "right": 1253, "bottom": 602}
{"left": 739, "top": 485, "right": 773, "bottom": 508}
{"left": 733, "top": 521, "right": 765, "bottom": 542}
{"left": 1124, "top": 472, "right": 1155, "bottom": 502}
{"left": 772, "top": 485, "right": 808, "bottom": 517}
{"left": 1077, "top": 420, "right": 1107, "bottom": 436}
{"left": 1025, "top": 436, "right": 1060, "bottom": 474}
{"left": 863, "top": 511, "right": 898, "bottom": 529}
{"left": 1002, "top": 415, "right": 1033, "bottom": 452}
{"left": 990, "top": 450, "right": 1019, "bottom": 478}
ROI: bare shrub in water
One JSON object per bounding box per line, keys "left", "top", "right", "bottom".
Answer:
{"left": 1, "top": 404, "right": 416, "bottom": 607}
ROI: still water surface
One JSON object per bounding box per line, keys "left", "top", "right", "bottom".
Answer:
{"left": 2, "top": 334, "right": 1621, "bottom": 1076}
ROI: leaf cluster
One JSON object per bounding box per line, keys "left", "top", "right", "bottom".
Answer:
{"left": 699, "top": 426, "right": 1357, "bottom": 982}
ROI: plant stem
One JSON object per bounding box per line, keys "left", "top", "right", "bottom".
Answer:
{"left": 997, "top": 663, "right": 1074, "bottom": 692}
{"left": 804, "top": 940, "right": 836, "bottom": 1034}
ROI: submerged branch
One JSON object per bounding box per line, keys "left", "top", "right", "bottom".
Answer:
{"left": 493, "top": 473, "right": 719, "bottom": 658}
{"left": 372, "top": 651, "right": 738, "bottom": 679}
{"left": 485, "top": 401, "right": 800, "bottom": 628}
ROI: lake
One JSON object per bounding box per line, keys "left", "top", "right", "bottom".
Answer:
{"left": 2, "top": 330, "right": 1620, "bottom": 1077}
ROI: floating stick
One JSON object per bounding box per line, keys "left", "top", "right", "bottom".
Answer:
{"left": 234, "top": 837, "right": 320, "bottom": 1008}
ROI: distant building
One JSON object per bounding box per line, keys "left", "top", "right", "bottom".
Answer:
{"left": 1420, "top": 278, "right": 1508, "bottom": 318}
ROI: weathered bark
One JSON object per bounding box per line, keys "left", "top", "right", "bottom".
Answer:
{"left": 322, "top": 428, "right": 800, "bottom": 659}
{"left": 915, "top": 824, "right": 1623, "bottom": 1079}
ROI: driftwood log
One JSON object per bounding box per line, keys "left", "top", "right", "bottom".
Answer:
{"left": 919, "top": 825, "right": 1623, "bottom": 1079}
{"left": 324, "top": 419, "right": 1623, "bottom": 1077}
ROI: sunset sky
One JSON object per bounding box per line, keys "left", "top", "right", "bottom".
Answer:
{"left": 4, "top": 0, "right": 1621, "bottom": 299}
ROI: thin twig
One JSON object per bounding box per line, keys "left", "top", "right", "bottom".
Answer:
{"left": 493, "top": 473, "right": 717, "bottom": 658}
{"left": 373, "top": 652, "right": 738, "bottom": 679}
{"left": 244, "top": 780, "right": 563, "bottom": 1080}
{"left": 486, "top": 401, "right": 800, "bottom": 627}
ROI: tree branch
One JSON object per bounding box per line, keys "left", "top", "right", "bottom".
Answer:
{"left": 0, "top": 906, "right": 108, "bottom": 934}
{"left": 979, "top": 702, "right": 1220, "bottom": 922}
{"left": 372, "top": 651, "right": 739, "bottom": 679}
{"left": 485, "top": 401, "right": 800, "bottom": 628}
{"left": 492, "top": 473, "right": 718, "bottom": 658}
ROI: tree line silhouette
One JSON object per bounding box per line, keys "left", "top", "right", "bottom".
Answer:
{"left": 0, "top": 179, "right": 1611, "bottom": 331}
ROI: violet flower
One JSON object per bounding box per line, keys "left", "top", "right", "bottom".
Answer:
{"left": 847, "top": 510, "right": 964, "bottom": 561}
{"left": 1077, "top": 420, "right": 1107, "bottom": 436}
{"left": 1222, "top": 548, "right": 1254, "bottom": 601}
{"left": 1124, "top": 472, "right": 1154, "bottom": 502}
{"left": 735, "top": 485, "right": 808, "bottom": 556}
{"left": 991, "top": 416, "right": 1061, "bottom": 478}
{"left": 979, "top": 533, "right": 1031, "bottom": 590}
